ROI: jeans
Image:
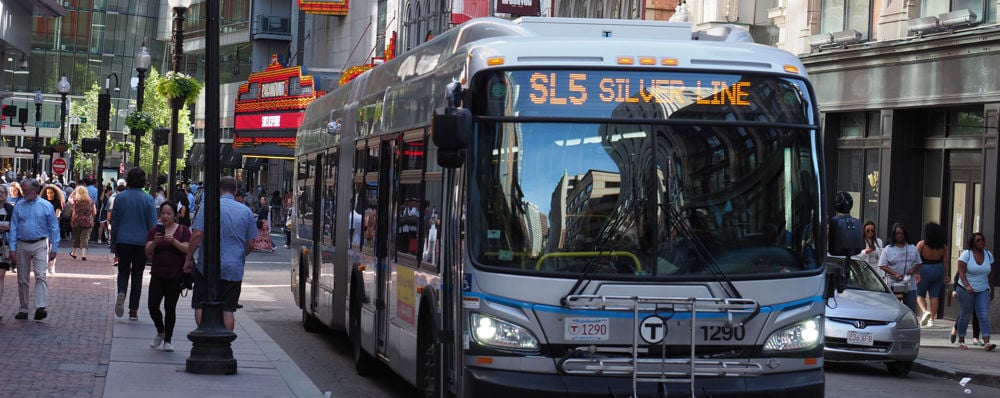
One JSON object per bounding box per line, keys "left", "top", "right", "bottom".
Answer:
{"left": 116, "top": 244, "right": 147, "bottom": 311}
{"left": 900, "top": 290, "right": 918, "bottom": 315}
{"left": 956, "top": 288, "right": 992, "bottom": 339}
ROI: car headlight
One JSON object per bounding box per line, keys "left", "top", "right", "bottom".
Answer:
{"left": 896, "top": 310, "right": 920, "bottom": 329}
{"left": 470, "top": 313, "right": 539, "bottom": 352}
{"left": 763, "top": 316, "right": 822, "bottom": 352}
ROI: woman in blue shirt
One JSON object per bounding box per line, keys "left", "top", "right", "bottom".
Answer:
{"left": 956, "top": 232, "right": 995, "bottom": 351}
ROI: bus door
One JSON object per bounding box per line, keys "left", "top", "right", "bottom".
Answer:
{"left": 309, "top": 155, "right": 325, "bottom": 317}
{"left": 374, "top": 139, "right": 398, "bottom": 357}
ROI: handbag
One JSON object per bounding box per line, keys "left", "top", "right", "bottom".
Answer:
{"left": 886, "top": 272, "right": 911, "bottom": 294}
{"left": 180, "top": 272, "right": 194, "bottom": 297}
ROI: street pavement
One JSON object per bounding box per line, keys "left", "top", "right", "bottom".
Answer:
{"left": 3, "top": 237, "right": 1000, "bottom": 396}
{"left": 0, "top": 239, "right": 323, "bottom": 397}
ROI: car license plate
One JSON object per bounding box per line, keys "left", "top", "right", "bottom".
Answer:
{"left": 565, "top": 318, "right": 610, "bottom": 341}
{"left": 847, "top": 330, "right": 873, "bottom": 346}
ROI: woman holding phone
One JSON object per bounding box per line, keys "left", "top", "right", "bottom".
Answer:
{"left": 144, "top": 202, "right": 191, "bottom": 352}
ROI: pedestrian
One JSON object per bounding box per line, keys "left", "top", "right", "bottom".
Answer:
{"left": 858, "top": 220, "right": 884, "bottom": 275}
{"left": 183, "top": 176, "right": 257, "bottom": 331}
{"left": 283, "top": 197, "right": 293, "bottom": 248}
{"left": 97, "top": 184, "right": 113, "bottom": 244}
{"left": 110, "top": 167, "right": 157, "bottom": 321}
{"left": 915, "top": 222, "right": 949, "bottom": 327}
{"left": 41, "top": 184, "right": 64, "bottom": 275}
{"left": 176, "top": 189, "right": 191, "bottom": 226}
{"left": 878, "top": 222, "right": 921, "bottom": 314}
{"left": 955, "top": 232, "right": 995, "bottom": 351}
{"left": 153, "top": 186, "right": 166, "bottom": 209}
{"left": 7, "top": 182, "right": 21, "bottom": 205}
{"left": 145, "top": 201, "right": 191, "bottom": 352}
{"left": 0, "top": 185, "right": 13, "bottom": 316}
{"left": 69, "top": 186, "right": 97, "bottom": 261}
{"left": 9, "top": 179, "right": 60, "bottom": 320}
{"left": 253, "top": 196, "right": 275, "bottom": 252}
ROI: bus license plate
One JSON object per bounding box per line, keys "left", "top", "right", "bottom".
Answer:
{"left": 847, "top": 330, "right": 873, "bottom": 346}
{"left": 565, "top": 318, "right": 610, "bottom": 341}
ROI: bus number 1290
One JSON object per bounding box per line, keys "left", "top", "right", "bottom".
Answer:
{"left": 700, "top": 325, "right": 746, "bottom": 341}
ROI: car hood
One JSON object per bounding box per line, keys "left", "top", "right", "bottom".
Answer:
{"left": 826, "top": 288, "right": 908, "bottom": 322}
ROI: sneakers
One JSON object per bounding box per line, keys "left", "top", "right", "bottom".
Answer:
{"left": 919, "top": 311, "right": 932, "bottom": 326}
{"left": 162, "top": 342, "right": 174, "bottom": 352}
{"left": 34, "top": 307, "right": 47, "bottom": 320}
{"left": 151, "top": 333, "right": 165, "bottom": 349}
{"left": 14, "top": 312, "right": 28, "bottom": 320}
{"left": 115, "top": 293, "right": 125, "bottom": 317}
{"left": 129, "top": 309, "right": 138, "bottom": 321}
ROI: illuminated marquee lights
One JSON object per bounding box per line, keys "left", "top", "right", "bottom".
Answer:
{"left": 298, "top": 0, "right": 348, "bottom": 16}
{"left": 339, "top": 64, "right": 374, "bottom": 86}
{"left": 527, "top": 72, "right": 752, "bottom": 107}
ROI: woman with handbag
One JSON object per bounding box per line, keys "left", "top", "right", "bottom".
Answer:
{"left": 878, "top": 222, "right": 921, "bottom": 314}
{"left": 144, "top": 202, "right": 191, "bottom": 352}
{"left": 955, "top": 232, "right": 995, "bottom": 351}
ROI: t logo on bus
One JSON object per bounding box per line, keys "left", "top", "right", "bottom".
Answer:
{"left": 640, "top": 316, "right": 668, "bottom": 344}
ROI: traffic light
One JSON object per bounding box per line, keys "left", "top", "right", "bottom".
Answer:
{"left": 1, "top": 105, "right": 17, "bottom": 117}
{"left": 97, "top": 93, "right": 111, "bottom": 130}
{"left": 18, "top": 107, "right": 28, "bottom": 124}
{"left": 81, "top": 138, "right": 100, "bottom": 153}
{"left": 153, "top": 127, "right": 169, "bottom": 145}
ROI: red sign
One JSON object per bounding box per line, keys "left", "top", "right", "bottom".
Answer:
{"left": 234, "top": 113, "right": 305, "bottom": 130}
{"left": 52, "top": 158, "right": 67, "bottom": 174}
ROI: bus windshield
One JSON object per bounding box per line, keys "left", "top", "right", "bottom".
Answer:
{"left": 468, "top": 70, "right": 821, "bottom": 277}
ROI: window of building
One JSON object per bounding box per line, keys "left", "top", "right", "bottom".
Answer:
{"left": 821, "top": 0, "right": 872, "bottom": 40}
{"left": 923, "top": 1, "right": 997, "bottom": 24}
{"left": 949, "top": 107, "right": 985, "bottom": 136}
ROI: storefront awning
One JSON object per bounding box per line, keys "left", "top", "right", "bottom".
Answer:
{"left": 188, "top": 143, "right": 205, "bottom": 165}
{"left": 234, "top": 143, "right": 294, "bottom": 159}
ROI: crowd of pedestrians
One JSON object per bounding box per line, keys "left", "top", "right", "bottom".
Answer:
{"left": 0, "top": 168, "right": 289, "bottom": 354}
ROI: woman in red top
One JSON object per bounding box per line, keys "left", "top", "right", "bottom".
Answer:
{"left": 143, "top": 202, "right": 191, "bottom": 352}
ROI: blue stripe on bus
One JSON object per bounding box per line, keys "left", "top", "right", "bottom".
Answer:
{"left": 464, "top": 292, "right": 823, "bottom": 319}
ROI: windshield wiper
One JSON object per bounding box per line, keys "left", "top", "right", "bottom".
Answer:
{"left": 663, "top": 204, "right": 743, "bottom": 299}
{"left": 559, "top": 207, "right": 636, "bottom": 306}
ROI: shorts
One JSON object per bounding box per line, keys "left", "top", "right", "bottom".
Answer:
{"left": 191, "top": 267, "right": 243, "bottom": 312}
{"left": 917, "top": 262, "right": 945, "bottom": 298}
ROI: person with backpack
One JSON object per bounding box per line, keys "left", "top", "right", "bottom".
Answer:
{"left": 954, "top": 232, "right": 996, "bottom": 351}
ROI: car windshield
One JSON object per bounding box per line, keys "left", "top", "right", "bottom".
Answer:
{"left": 825, "top": 257, "right": 889, "bottom": 293}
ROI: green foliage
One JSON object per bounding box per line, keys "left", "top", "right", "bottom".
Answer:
{"left": 155, "top": 71, "right": 203, "bottom": 105}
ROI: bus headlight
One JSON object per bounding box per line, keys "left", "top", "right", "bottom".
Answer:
{"left": 763, "top": 316, "right": 822, "bottom": 352}
{"left": 470, "top": 313, "right": 539, "bottom": 351}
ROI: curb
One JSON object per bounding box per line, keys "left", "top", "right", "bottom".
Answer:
{"left": 912, "top": 358, "right": 1000, "bottom": 389}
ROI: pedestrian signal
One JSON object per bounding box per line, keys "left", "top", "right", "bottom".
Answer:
{"left": 81, "top": 138, "right": 100, "bottom": 153}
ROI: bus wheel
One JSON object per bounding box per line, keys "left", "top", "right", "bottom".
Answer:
{"left": 417, "top": 325, "right": 440, "bottom": 398}
{"left": 350, "top": 283, "right": 378, "bottom": 376}
{"left": 302, "top": 310, "right": 322, "bottom": 333}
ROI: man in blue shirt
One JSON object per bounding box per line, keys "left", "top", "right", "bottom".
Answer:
{"left": 9, "top": 179, "right": 60, "bottom": 321}
{"left": 183, "top": 176, "right": 256, "bottom": 331}
{"left": 110, "top": 167, "right": 157, "bottom": 320}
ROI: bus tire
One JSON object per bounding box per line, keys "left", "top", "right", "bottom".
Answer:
{"left": 350, "top": 278, "right": 378, "bottom": 376}
{"left": 417, "top": 319, "right": 440, "bottom": 398}
{"left": 302, "top": 309, "right": 322, "bottom": 333}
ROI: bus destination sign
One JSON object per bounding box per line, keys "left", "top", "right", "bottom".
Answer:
{"left": 527, "top": 72, "right": 751, "bottom": 108}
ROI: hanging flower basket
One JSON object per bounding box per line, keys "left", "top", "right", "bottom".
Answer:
{"left": 49, "top": 138, "right": 69, "bottom": 153}
{"left": 125, "top": 110, "right": 153, "bottom": 135}
{"left": 156, "top": 71, "right": 203, "bottom": 108}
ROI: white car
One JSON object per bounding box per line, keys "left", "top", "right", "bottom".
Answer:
{"left": 823, "top": 255, "right": 921, "bottom": 376}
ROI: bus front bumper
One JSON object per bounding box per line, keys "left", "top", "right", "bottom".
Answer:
{"left": 464, "top": 366, "right": 824, "bottom": 398}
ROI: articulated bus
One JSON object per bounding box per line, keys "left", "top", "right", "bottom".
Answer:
{"left": 292, "top": 17, "right": 829, "bottom": 397}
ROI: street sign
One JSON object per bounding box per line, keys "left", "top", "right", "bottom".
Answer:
{"left": 52, "top": 158, "right": 67, "bottom": 174}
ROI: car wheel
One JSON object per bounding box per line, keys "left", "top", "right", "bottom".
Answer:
{"left": 886, "top": 361, "right": 912, "bottom": 377}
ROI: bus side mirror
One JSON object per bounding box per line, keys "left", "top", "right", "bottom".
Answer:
{"left": 824, "top": 262, "right": 847, "bottom": 300}
{"left": 432, "top": 106, "right": 471, "bottom": 168}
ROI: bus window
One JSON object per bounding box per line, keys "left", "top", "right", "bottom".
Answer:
{"left": 322, "top": 154, "right": 338, "bottom": 244}
{"left": 296, "top": 157, "right": 316, "bottom": 242}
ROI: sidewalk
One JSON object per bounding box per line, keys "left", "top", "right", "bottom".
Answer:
{"left": 913, "top": 317, "right": 1000, "bottom": 388}
{"left": 0, "top": 240, "right": 323, "bottom": 397}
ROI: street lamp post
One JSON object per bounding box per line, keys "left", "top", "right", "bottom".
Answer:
{"left": 185, "top": 0, "right": 236, "bottom": 375}
{"left": 167, "top": 0, "right": 192, "bottom": 201}
{"left": 98, "top": 73, "right": 119, "bottom": 181}
{"left": 33, "top": 90, "right": 43, "bottom": 175}
{"left": 69, "top": 116, "right": 80, "bottom": 179}
{"left": 57, "top": 75, "right": 70, "bottom": 160}
{"left": 134, "top": 40, "right": 151, "bottom": 169}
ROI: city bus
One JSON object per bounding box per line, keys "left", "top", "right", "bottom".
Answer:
{"left": 291, "top": 17, "right": 829, "bottom": 397}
